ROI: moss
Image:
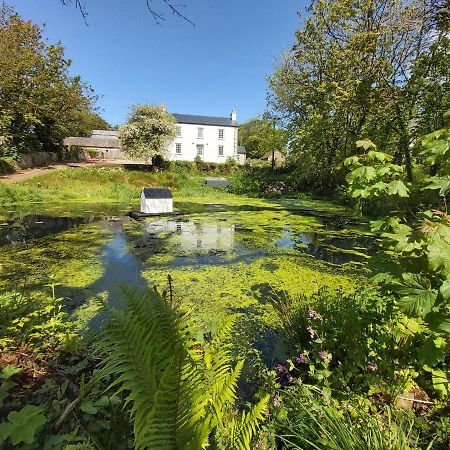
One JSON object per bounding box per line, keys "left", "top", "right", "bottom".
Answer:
{"left": 0, "top": 223, "right": 109, "bottom": 295}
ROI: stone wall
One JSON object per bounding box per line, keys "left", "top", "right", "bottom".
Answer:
{"left": 16, "top": 152, "right": 59, "bottom": 169}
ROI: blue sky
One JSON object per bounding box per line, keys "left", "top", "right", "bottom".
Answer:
{"left": 14, "top": 0, "right": 305, "bottom": 126}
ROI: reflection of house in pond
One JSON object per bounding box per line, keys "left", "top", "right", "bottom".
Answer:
{"left": 144, "top": 220, "right": 235, "bottom": 253}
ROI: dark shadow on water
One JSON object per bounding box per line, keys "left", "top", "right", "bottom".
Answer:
{"left": 86, "top": 221, "right": 149, "bottom": 330}
{"left": 0, "top": 215, "right": 103, "bottom": 246}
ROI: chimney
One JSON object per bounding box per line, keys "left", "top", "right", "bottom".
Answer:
{"left": 230, "top": 108, "right": 237, "bottom": 122}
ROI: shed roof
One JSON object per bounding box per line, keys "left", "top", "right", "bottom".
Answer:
{"left": 205, "top": 177, "right": 230, "bottom": 188}
{"left": 237, "top": 146, "right": 247, "bottom": 155}
{"left": 172, "top": 113, "right": 237, "bottom": 128}
{"left": 141, "top": 188, "right": 173, "bottom": 199}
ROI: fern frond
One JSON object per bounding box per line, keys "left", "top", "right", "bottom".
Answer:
{"left": 228, "top": 395, "right": 270, "bottom": 450}
{"left": 96, "top": 288, "right": 256, "bottom": 450}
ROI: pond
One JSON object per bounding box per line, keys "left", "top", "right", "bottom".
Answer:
{"left": 0, "top": 197, "right": 375, "bottom": 367}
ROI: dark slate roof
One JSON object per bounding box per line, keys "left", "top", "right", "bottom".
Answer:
{"left": 237, "top": 146, "right": 247, "bottom": 155}
{"left": 141, "top": 188, "right": 173, "bottom": 199}
{"left": 172, "top": 113, "right": 237, "bottom": 127}
{"left": 204, "top": 177, "right": 230, "bottom": 188}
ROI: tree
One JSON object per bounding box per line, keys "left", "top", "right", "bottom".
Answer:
{"left": 119, "top": 104, "right": 176, "bottom": 161}
{"left": 0, "top": 3, "right": 100, "bottom": 156}
{"left": 269, "top": 0, "right": 448, "bottom": 191}
{"left": 238, "top": 116, "right": 288, "bottom": 159}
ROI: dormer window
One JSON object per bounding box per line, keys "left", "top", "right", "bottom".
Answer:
{"left": 197, "top": 127, "right": 204, "bottom": 138}
{"left": 218, "top": 129, "right": 224, "bottom": 139}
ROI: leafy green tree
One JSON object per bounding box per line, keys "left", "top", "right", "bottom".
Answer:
{"left": 0, "top": 3, "right": 100, "bottom": 156}
{"left": 269, "top": 0, "right": 449, "bottom": 191}
{"left": 238, "top": 116, "right": 288, "bottom": 159}
{"left": 119, "top": 104, "right": 176, "bottom": 161}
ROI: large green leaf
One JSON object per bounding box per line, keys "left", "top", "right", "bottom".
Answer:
{"left": 424, "top": 176, "right": 450, "bottom": 196}
{"left": 386, "top": 180, "right": 409, "bottom": 197}
{"left": 418, "top": 337, "right": 447, "bottom": 366}
{"left": 428, "top": 239, "right": 450, "bottom": 276}
{"left": 350, "top": 165, "right": 377, "bottom": 182}
{"left": 355, "top": 139, "right": 376, "bottom": 150}
{"left": 394, "top": 273, "right": 438, "bottom": 316}
{"left": 426, "top": 312, "right": 450, "bottom": 334}
{"left": 0, "top": 405, "right": 47, "bottom": 446}
{"left": 367, "top": 150, "right": 392, "bottom": 162}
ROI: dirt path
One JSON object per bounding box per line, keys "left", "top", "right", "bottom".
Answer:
{"left": 0, "top": 163, "right": 94, "bottom": 184}
{"left": 0, "top": 160, "right": 150, "bottom": 185}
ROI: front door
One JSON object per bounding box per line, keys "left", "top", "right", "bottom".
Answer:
{"left": 196, "top": 144, "right": 204, "bottom": 160}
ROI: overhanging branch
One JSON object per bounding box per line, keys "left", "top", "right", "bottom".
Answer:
{"left": 60, "top": 0, "right": 194, "bottom": 26}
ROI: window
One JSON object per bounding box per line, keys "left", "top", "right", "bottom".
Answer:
{"left": 197, "top": 144, "right": 204, "bottom": 156}
{"left": 175, "top": 143, "right": 182, "bottom": 154}
{"left": 197, "top": 127, "right": 204, "bottom": 138}
{"left": 218, "top": 145, "right": 224, "bottom": 156}
{"left": 176, "top": 126, "right": 182, "bottom": 138}
{"left": 218, "top": 129, "right": 224, "bottom": 139}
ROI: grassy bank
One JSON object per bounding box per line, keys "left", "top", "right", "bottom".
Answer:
{"left": 0, "top": 166, "right": 241, "bottom": 206}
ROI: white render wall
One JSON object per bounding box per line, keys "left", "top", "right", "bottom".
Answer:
{"left": 165, "top": 123, "right": 238, "bottom": 163}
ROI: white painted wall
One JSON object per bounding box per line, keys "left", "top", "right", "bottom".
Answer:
{"left": 165, "top": 123, "right": 238, "bottom": 163}
{"left": 140, "top": 194, "right": 173, "bottom": 214}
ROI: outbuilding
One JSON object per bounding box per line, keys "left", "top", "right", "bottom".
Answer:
{"left": 140, "top": 188, "right": 173, "bottom": 214}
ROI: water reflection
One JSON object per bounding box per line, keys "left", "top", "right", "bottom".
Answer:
{"left": 0, "top": 215, "right": 102, "bottom": 245}
{"left": 142, "top": 220, "right": 235, "bottom": 254}
{"left": 0, "top": 205, "right": 377, "bottom": 266}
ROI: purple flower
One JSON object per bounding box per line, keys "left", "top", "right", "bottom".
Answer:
{"left": 296, "top": 353, "right": 306, "bottom": 364}
{"left": 272, "top": 396, "right": 280, "bottom": 407}
{"left": 256, "top": 439, "right": 264, "bottom": 449}
{"left": 306, "top": 325, "right": 316, "bottom": 339}
{"left": 275, "top": 364, "right": 286, "bottom": 374}
{"left": 308, "top": 308, "right": 322, "bottom": 320}
{"left": 318, "top": 351, "right": 329, "bottom": 360}
{"left": 366, "top": 363, "right": 378, "bottom": 372}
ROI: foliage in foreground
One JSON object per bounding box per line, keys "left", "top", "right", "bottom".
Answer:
{"left": 96, "top": 287, "right": 269, "bottom": 449}
{"left": 0, "top": 284, "right": 269, "bottom": 449}
{"left": 275, "top": 387, "right": 430, "bottom": 450}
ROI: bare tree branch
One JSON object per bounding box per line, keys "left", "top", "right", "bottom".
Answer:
{"left": 60, "top": 0, "right": 88, "bottom": 24}
{"left": 60, "top": 0, "right": 194, "bottom": 26}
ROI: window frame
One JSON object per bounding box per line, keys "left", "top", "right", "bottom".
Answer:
{"left": 197, "top": 127, "right": 204, "bottom": 139}
{"left": 218, "top": 128, "right": 224, "bottom": 140}
{"left": 176, "top": 126, "right": 182, "bottom": 138}
{"left": 218, "top": 145, "right": 224, "bottom": 157}
{"left": 175, "top": 143, "right": 182, "bottom": 154}
{"left": 196, "top": 144, "right": 204, "bottom": 156}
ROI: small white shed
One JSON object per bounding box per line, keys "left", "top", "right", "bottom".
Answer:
{"left": 140, "top": 188, "right": 173, "bottom": 214}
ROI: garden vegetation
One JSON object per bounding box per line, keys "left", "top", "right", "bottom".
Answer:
{"left": 1, "top": 0, "right": 449, "bottom": 449}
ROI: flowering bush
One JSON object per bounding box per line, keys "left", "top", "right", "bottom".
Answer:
{"left": 273, "top": 287, "right": 433, "bottom": 399}
{"left": 119, "top": 104, "right": 176, "bottom": 161}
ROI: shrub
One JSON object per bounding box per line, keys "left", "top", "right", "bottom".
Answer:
{"left": 274, "top": 387, "right": 427, "bottom": 450}
{"left": 272, "top": 286, "right": 433, "bottom": 400}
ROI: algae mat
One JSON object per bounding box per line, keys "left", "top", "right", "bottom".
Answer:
{"left": 0, "top": 198, "right": 373, "bottom": 364}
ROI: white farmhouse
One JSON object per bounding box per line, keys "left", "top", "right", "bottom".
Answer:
{"left": 166, "top": 109, "right": 245, "bottom": 164}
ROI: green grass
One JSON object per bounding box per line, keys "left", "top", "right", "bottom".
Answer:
{"left": 0, "top": 166, "right": 240, "bottom": 206}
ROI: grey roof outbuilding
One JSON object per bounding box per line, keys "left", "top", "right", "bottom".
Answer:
{"left": 237, "top": 146, "right": 247, "bottom": 155}
{"left": 141, "top": 188, "right": 173, "bottom": 199}
{"left": 172, "top": 113, "right": 237, "bottom": 128}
